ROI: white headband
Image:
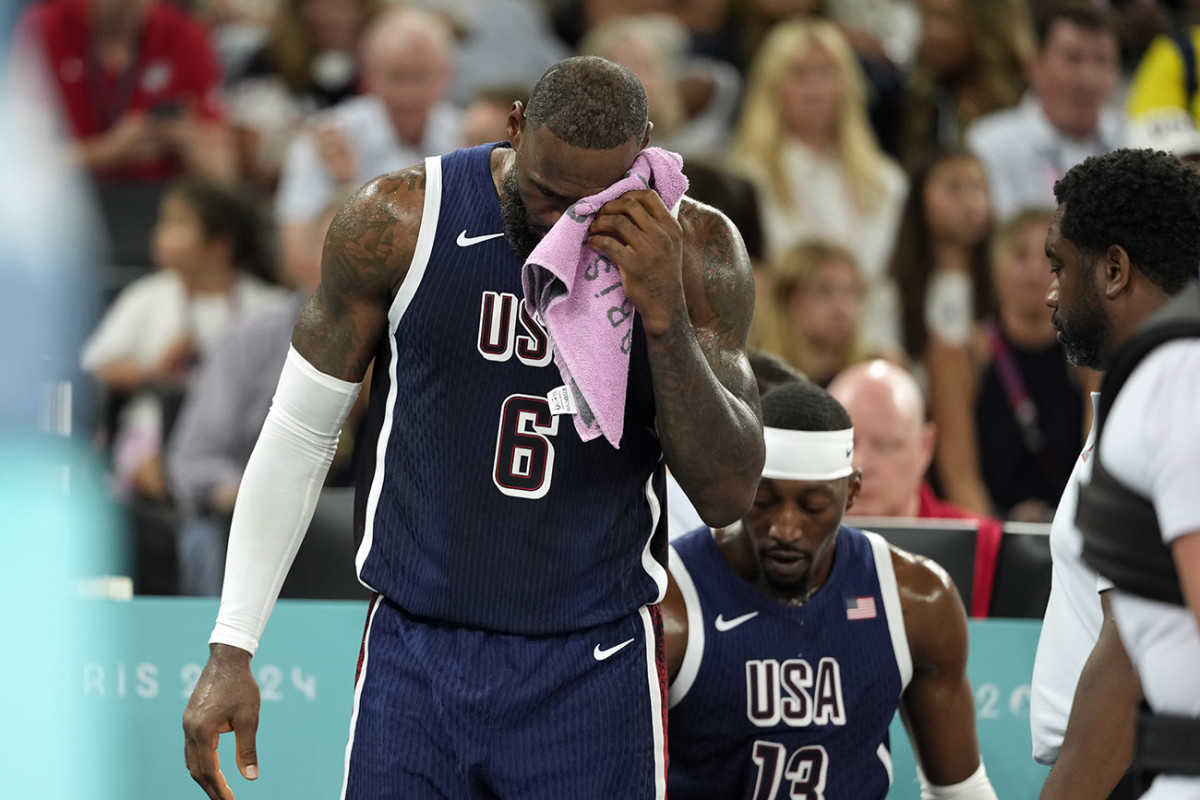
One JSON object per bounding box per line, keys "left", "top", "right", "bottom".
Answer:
{"left": 762, "top": 426, "right": 855, "bottom": 481}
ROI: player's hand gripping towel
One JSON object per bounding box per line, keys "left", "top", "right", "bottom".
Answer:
{"left": 521, "top": 146, "right": 688, "bottom": 448}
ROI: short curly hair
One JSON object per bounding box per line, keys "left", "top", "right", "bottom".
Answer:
{"left": 762, "top": 380, "right": 852, "bottom": 433}
{"left": 525, "top": 56, "right": 647, "bottom": 150}
{"left": 1054, "top": 148, "right": 1200, "bottom": 295}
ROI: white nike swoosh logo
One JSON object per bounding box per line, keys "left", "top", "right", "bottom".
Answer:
{"left": 593, "top": 638, "right": 635, "bottom": 661}
{"left": 714, "top": 611, "right": 759, "bottom": 632}
{"left": 456, "top": 230, "right": 504, "bottom": 247}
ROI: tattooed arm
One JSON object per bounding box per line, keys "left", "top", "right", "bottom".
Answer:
{"left": 590, "top": 193, "right": 763, "bottom": 526}
{"left": 181, "top": 167, "right": 423, "bottom": 800}
{"left": 292, "top": 167, "right": 425, "bottom": 378}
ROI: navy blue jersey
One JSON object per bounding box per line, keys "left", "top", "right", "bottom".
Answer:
{"left": 353, "top": 144, "right": 667, "bottom": 635}
{"left": 667, "top": 526, "right": 912, "bottom": 800}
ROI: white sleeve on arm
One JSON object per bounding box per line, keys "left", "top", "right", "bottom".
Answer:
{"left": 209, "top": 346, "right": 361, "bottom": 655}
{"left": 920, "top": 763, "right": 997, "bottom": 800}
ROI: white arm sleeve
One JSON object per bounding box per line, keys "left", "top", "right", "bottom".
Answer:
{"left": 920, "top": 763, "right": 997, "bottom": 800}
{"left": 209, "top": 346, "right": 361, "bottom": 655}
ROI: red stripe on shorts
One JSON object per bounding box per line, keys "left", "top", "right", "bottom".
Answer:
{"left": 354, "top": 593, "right": 381, "bottom": 685}
{"left": 648, "top": 602, "right": 669, "bottom": 781}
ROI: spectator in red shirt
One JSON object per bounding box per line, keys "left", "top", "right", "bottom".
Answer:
{"left": 829, "top": 358, "right": 1004, "bottom": 617}
{"left": 16, "top": 0, "right": 236, "bottom": 183}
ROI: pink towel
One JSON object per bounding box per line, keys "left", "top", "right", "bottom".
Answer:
{"left": 521, "top": 146, "right": 689, "bottom": 448}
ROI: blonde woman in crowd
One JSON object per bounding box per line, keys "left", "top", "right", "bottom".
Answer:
{"left": 733, "top": 18, "right": 907, "bottom": 353}
{"left": 759, "top": 239, "right": 868, "bottom": 387}
{"left": 900, "top": 0, "right": 1033, "bottom": 170}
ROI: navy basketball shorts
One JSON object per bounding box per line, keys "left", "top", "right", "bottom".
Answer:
{"left": 340, "top": 595, "right": 668, "bottom": 800}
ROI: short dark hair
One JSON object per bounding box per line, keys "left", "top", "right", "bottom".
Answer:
{"left": 1033, "top": 1, "right": 1113, "bottom": 51}
{"left": 761, "top": 380, "right": 852, "bottom": 432}
{"left": 525, "top": 56, "right": 648, "bottom": 150}
{"left": 1054, "top": 148, "right": 1200, "bottom": 295}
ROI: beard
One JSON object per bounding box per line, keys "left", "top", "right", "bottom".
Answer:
{"left": 1052, "top": 283, "right": 1111, "bottom": 368}
{"left": 498, "top": 166, "right": 544, "bottom": 262}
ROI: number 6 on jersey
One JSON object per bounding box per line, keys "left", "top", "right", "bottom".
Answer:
{"left": 493, "top": 394, "right": 559, "bottom": 498}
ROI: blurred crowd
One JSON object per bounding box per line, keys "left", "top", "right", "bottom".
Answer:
{"left": 10, "top": 0, "right": 1200, "bottom": 596}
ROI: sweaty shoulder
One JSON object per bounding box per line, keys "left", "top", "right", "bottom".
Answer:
{"left": 890, "top": 546, "right": 959, "bottom": 613}
{"left": 890, "top": 545, "right": 969, "bottom": 670}
{"left": 676, "top": 196, "right": 756, "bottom": 336}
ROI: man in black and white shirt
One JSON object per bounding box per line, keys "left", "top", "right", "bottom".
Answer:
{"left": 1038, "top": 148, "right": 1200, "bottom": 800}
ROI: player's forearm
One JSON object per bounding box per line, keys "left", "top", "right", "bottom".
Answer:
{"left": 1039, "top": 600, "right": 1139, "bottom": 800}
{"left": 645, "top": 318, "right": 763, "bottom": 527}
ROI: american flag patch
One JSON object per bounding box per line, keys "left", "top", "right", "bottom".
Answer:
{"left": 845, "top": 596, "right": 877, "bottom": 620}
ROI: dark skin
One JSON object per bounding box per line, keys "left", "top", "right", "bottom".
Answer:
{"left": 662, "top": 473, "right": 986, "bottom": 788}
{"left": 1039, "top": 204, "right": 1171, "bottom": 799}
{"left": 182, "top": 101, "right": 763, "bottom": 799}
{"left": 1044, "top": 204, "right": 1172, "bottom": 371}
{"left": 1038, "top": 593, "right": 1140, "bottom": 800}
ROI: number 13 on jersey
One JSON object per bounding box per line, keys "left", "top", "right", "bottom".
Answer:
{"left": 752, "top": 742, "right": 829, "bottom": 800}
{"left": 493, "top": 394, "right": 559, "bottom": 499}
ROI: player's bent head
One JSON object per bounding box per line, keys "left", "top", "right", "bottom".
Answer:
{"left": 524, "top": 56, "right": 649, "bottom": 151}
{"left": 1054, "top": 148, "right": 1200, "bottom": 296}
{"left": 761, "top": 379, "right": 851, "bottom": 433}
{"left": 745, "top": 382, "right": 862, "bottom": 601}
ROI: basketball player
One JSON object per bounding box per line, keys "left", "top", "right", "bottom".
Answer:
{"left": 181, "top": 57, "right": 765, "bottom": 800}
{"left": 1052, "top": 149, "right": 1200, "bottom": 799}
{"left": 664, "top": 380, "right": 997, "bottom": 800}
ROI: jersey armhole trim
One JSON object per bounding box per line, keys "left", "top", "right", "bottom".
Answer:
{"left": 668, "top": 542, "right": 706, "bottom": 708}
{"left": 642, "top": 470, "right": 668, "bottom": 602}
{"left": 865, "top": 530, "right": 913, "bottom": 690}
{"left": 355, "top": 155, "right": 442, "bottom": 579}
